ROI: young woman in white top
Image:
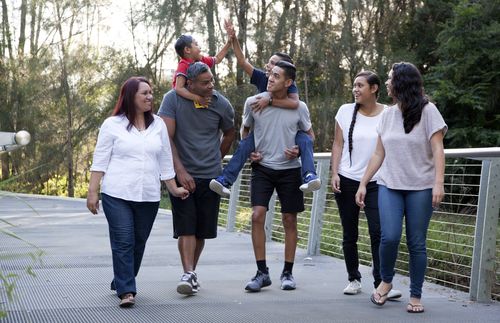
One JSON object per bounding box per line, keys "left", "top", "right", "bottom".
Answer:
{"left": 87, "top": 76, "right": 188, "bottom": 308}
{"left": 356, "top": 62, "right": 446, "bottom": 313}
{"left": 331, "top": 71, "right": 400, "bottom": 299}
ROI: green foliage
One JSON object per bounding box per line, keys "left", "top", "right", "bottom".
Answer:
{"left": 43, "top": 174, "right": 89, "bottom": 198}
{"left": 427, "top": 0, "right": 500, "bottom": 147}
{"left": 1, "top": 0, "right": 498, "bottom": 197}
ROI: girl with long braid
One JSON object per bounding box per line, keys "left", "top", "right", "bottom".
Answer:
{"left": 331, "top": 70, "right": 401, "bottom": 299}
{"left": 355, "top": 62, "right": 446, "bottom": 313}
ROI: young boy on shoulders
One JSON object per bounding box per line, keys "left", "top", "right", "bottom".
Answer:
{"left": 173, "top": 33, "right": 232, "bottom": 107}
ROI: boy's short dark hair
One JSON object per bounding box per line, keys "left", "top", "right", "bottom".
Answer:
{"left": 275, "top": 61, "right": 296, "bottom": 82}
{"left": 175, "top": 35, "right": 193, "bottom": 58}
{"left": 273, "top": 52, "right": 294, "bottom": 64}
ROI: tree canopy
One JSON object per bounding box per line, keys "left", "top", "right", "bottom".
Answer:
{"left": 1, "top": 0, "right": 498, "bottom": 196}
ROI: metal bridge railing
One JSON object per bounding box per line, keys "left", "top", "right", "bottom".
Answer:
{"left": 218, "top": 147, "right": 500, "bottom": 303}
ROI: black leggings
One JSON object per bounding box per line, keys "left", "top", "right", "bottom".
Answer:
{"left": 334, "top": 174, "right": 381, "bottom": 288}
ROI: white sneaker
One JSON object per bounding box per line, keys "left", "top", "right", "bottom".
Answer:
{"left": 388, "top": 289, "right": 402, "bottom": 299}
{"left": 343, "top": 280, "right": 362, "bottom": 295}
{"left": 209, "top": 179, "right": 231, "bottom": 197}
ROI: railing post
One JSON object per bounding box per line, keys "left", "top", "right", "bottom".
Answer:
{"left": 470, "top": 159, "right": 500, "bottom": 302}
{"left": 265, "top": 191, "right": 277, "bottom": 241}
{"left": 307, "top": 157, "right": 330, "bottom": 256}
{"left": 226, "top": 171, "right": 242, "bottom": 232}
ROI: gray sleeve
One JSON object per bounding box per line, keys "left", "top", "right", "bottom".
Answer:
{"left": 424, "top": 103, "right": 448, "bottom": 140}
{"left": 297, "top": 102, "right": 312, "bottom": 132}
{"left": 158, "top": 91, "right": 176, "bottom": 119}
{"left": 220, "top": 99, "right": 235, "bottom": 131}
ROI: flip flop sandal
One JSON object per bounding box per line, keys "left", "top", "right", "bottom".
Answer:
{"left": 407, "top": 303, "right": 424, "bottom": 313}
{"left": 370, "top": 288, "right": 391, "bottom": 306}
{"left": 119, "top": 293, "right": 135, "bottom": 308}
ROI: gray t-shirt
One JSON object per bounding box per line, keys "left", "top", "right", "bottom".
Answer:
{"left": 158, "top": 89, "right": 235, "bottom": 178}
{"left": 242, "top": 93, "right": 312, "bottom": 170}
{"left": 377, "top": 102, "right": 447, "bottom": 190}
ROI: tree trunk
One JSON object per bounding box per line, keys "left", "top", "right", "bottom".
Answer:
{"left": 206, "top": 0, "right": 218, "bottom": 86}
{"left": 236, "top": 0, "right": 248, "bottom": 86}
{"left": 18, "top": 0, "right": 27, "bottom": 57}
{"left": 272, "top": 0, "right": 292, "bottom": 51}
{"left": 374, "top": 0, "right": 386, "bottom": 77}
{"left": 255, "top": 0, "right": 267, "bottom": 67}
{"left": 289, "top": 0, "right": 300, "bottom": 58}
{"left": 55, "top": 3, "right": 74, "bottom": 197}
{"left": 0, "top": 0, "right": 9, "bottom": 179}
{"left": 172, "top": 0, "right": 182, "bottom": 37}
{"left": 1, "top": 0, "right": 13, "bottom": 60}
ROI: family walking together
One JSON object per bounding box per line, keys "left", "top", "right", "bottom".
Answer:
{"left": 86, "top": 19, "right": 446, "bottom": 315}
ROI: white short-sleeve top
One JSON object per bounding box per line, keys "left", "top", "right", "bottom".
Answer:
{"left": 376, "top": 103, "right": 447, "bottom": 190}
{"left": 335, "top": 103, "right": 385, "bottom": 181}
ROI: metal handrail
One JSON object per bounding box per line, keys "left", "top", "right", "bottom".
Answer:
{"left": 220, "top": 147, "right": 500, "bottom": 303}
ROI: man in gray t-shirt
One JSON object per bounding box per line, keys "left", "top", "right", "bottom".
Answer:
{"left": 158, "top": 62, "right": 235, "bottom": 295}
{"left": 241, "top": 61, "right": 315, "bottom": 292}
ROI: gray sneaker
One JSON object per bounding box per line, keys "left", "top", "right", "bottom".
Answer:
{"left": 280, "top": 271, "right": 296, "bottom": 290}
{"left": 245, "top": 270, "right": 271, "bottom": 292}
{"left": 177, "top": 271, "right": 198, "bottom": 295}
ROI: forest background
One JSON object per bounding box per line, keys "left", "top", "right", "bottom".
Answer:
{"left": 1, "top": 0, "right": 499, "bottom": 198}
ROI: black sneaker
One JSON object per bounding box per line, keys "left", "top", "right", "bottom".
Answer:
{"left": 177, "top": 271, "right": 198, "bottom": 295}
{"left": 245, "top": 269, "right": 272, "bottom": 292}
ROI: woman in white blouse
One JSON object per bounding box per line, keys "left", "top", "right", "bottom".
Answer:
{"left": 87, "top": 76, "right": 188, "bottom": 308}
{"left": 356, "top": 63, "right": 446, "bottom": 313}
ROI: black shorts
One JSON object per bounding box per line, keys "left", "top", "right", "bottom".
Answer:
{"left": 250, "top": 164, "right": 304, "bottom": 213}
{"left": 169, "top": 178, "right": 221, "bottom": 239}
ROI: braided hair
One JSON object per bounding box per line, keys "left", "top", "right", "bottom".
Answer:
{"left": 347, "top": 70, "right": 381, "bottom": 166}
{"left": 390, "top": 62, "right": 429, "bottom": 133}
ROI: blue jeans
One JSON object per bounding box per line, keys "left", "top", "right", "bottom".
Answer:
{"left": 101, "top": 193, "right": 159, "bottom": 297}
{"left": 222, "top": 131, "right": 316, "bottom": 184}
{"left": 377, "top": 185, "right": 433, "bottom": 299}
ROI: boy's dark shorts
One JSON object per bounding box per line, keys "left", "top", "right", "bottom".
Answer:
{"left": 169, "top": 178, "right": 221, "bottom": 239}
{"left": 250, "top": 164, "right": 305, "bottom": 213}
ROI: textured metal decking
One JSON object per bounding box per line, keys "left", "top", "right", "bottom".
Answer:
{"left": 1, "top": 193, "right": 499, "bottom": 322}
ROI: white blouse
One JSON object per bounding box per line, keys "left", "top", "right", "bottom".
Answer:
{"left": 90, "top": 114, "right": 175, "bottom": 202}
